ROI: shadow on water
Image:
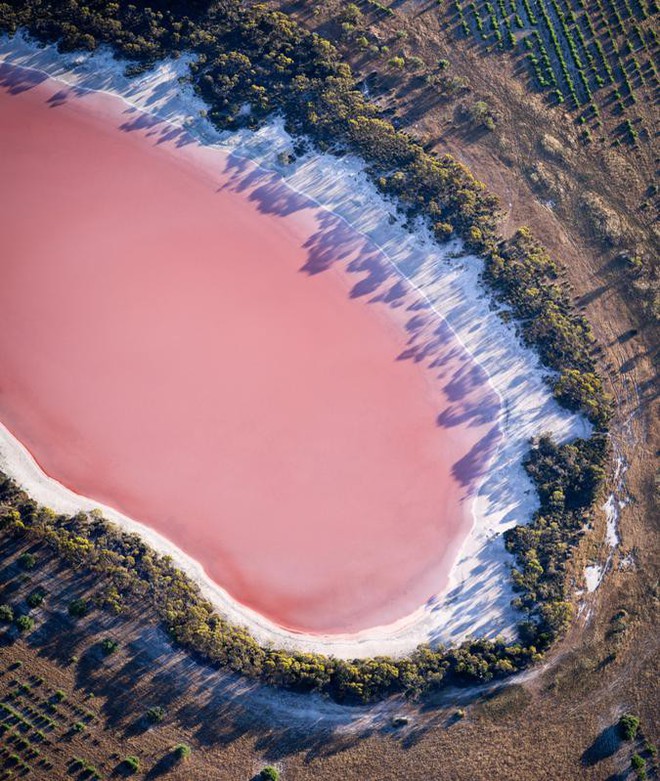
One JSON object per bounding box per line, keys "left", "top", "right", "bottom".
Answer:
{"left": 0, "top": 60, "right": 48, "bottom": 93}
{"left": 217, "top": 154, "right": 503, "bottom": 490}
{"left": 2, "top": 59, "right": 503, "bottom": 501}
{"left": 0, "top": 56, "right": 532, "bottom": 710}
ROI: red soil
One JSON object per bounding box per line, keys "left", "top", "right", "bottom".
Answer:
{"left": 0, "top": 64, "right": 500, "bottom": 633}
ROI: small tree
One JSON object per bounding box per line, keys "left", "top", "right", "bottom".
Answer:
{"left": 631, "top": 753, "right": 647, "bottom": 779}
{"left": 100, "top": 639, "right": 119, "bottom": 656}
{"left": 17, "top": 553, "right": 36, "bottom": 570}
{"left": 173, "top": 743, "right": 191, "bottom": 760}
{"left": 146, "top": 706, "right": 165, "bottom": 724}
{"left": 0, "top": 604, "right": 14, "bottom": 623}
{"left": 260, "top": 767, "right": 280, "bottom": 781}
{"left": 15, "top": 615, "right": 34, "bottom": 633}
{"left": 68, "top": 598, "right": 89, "bottom": 618}
{"left": 619, "top": 713, "right": 641, "bottom": 741}
{"left": 122, "top": 756, "right": 140, "bottom": 774}
{"left": 27, "top": 589, "right": 47, "bottom": 608}
{"left": 469, "top": 100, "right": 496, "bottom": 131}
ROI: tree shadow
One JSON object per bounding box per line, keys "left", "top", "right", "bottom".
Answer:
{"left": 581, "top": 724, "right": 621, "bottom": 766}
{"left": 0, "top": 60, "right": 48, "bottom": 94}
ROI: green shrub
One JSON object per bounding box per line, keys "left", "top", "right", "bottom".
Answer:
{"left": 100, "top": 638, "right": 118, "bottom": 656}
{"left": 72, "top": 722, "right": 85, "bottom": 732}
{"left": 631, "top": 753, "right": 647, "bottom": 779}
{"left": 620, "top": 713, "right": 641, "bottom": 741}
{"left": 469, "top": 100, "right": 496, "bottom": 130}
{"left": 146, "top": 706, "right": 165, "bottom": 724}
{"left": 0, "top": 604, "right": 14, "bottom": 622}
{"left": 260, "top": 767, "right": 280, "bottom": 781}
{"left": 173, "top": 743, "right": 191, "bottom": 760}
{"left": 54, "top": 690, "right": 67, "bottom": 702}
{"left": 26, "top": 589, "right": 47, "bottom": 609}
{"left": 68, "top": 599, "right": 89, "bottom": 618}
{"left": 122, "top": 756, "right": 140, "bottom": 773}
{"left": 15, "top": 615, "right": 34, "bottom": 633}
{"left": 17, "top": 553, "right": 36, "bottom": 570}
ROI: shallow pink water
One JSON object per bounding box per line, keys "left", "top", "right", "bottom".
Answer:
{"left": 0, "top": 63, "right": 500, "bottom": 633}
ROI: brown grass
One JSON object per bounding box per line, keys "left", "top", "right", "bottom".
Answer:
{"left": 1, "top": 1, "right": 658, "bottom": 777}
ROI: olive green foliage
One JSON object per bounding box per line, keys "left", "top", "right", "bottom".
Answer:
{"left": 260, "top": 767, "right": 280, "bottom": 781}
{"left": 17, "top": 552, "right": 36, "bottom": 570}
{"left": 469, "top": 99, "right": 496, "bottom": 130}
{"left": 0, "top": 0, "right": 610, "bottom": 702}
{"left": 620, "top": 713, "right": 641, "bottom": 741}
{"left": 68, "top": 598, "right": 89, "bottom": 618}
{"left": 485, "top": 227, "right": 611, "bottom": 427}
{"left": 26, "top": 587, "right": 47, "bottom": 608}
{"left": 0, "top": 604, "right": 14, "bottom": 622}
{"left": 173, "top": 743, "right": 191, "bottom": 760}
{"left": 14, "top": 614, "right": 34, "bottom": 632}
{"left": 631, "top": 753, "right": 647, "bottom": 779}
{"left": 452, "top": 0, "right": 658, "bottom": 144}
{"left": 100, "top": 638, "right": 119, "bottom": 655}
{"left": 122, "top": 755, "right": 140, "bottom": 773}
{"left": 505, "top": 434, "right": 607, "bottom": 643}
{"left": 145, "top": 705, "right": 165, "bottom": 724}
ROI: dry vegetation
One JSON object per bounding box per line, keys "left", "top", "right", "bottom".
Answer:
{"left": 0, "top": 487, "right": 658, "bottom": 781}
{"left": 276, "top": 0, "right": 658, "bottom": 324}
{"left": 0, "top": 0, "right": 658, "bottom": 778}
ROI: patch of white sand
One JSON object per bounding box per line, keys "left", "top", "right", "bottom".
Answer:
{"left": 584, "top": 564, "right": 603, "bottom": 593}
{"left": 0, "top": 34, "right": 591, "bottom": 658}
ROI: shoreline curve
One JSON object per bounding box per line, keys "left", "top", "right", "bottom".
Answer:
{"left": 0, "top": 34, "right": 590, "bottom": 658}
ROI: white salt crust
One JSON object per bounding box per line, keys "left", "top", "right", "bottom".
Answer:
{"left": 0, "top": 35, "right": 590, "bottom": 658}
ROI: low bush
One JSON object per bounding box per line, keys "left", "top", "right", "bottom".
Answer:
{"left": 26, "top": 589, "right": 47, "bottom": 609}
{"left": 15, "top": 615, "right": 34, "bottom": 633}
{"left": 631, "top": 753, "right": 647, "bottom": 779}
{"left": 122, "top": 755, "right": 140, "bottom": 773}
{"left": 100, "top": 638, "right": 119, "bottom": 656}
{"left": 260, "top": 767, "right": 280, "bottom": 781}
{"left": 146, "top": 706, "right": 165, "bottom": 724}
{"left": 620, "top": 713, "right": 641, "bottom": 740}
{"left": 17, "top": 553, "right": 36, "bottom": 570}
{"left": 173, "top": 743, "right": 191, "bottom": 760}
{"left": 68, "top": 599, "right": 89, "bottom": 618}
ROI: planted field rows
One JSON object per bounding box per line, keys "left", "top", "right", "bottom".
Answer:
{"left": 452, "top": 0, "right": 659, "bottom": 144}
{"left": 0, "top": 669, "right": 100, "bottom": 779}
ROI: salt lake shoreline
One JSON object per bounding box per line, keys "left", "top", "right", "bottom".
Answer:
{"left": 0, "top": 34, "right": 591, "bottom": 659}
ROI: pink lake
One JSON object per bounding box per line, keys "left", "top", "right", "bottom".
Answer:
{"left": 0, "top": 62, "right": 501, "bottom": 634}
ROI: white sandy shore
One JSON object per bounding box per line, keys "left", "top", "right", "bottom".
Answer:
{"left": 0, "top": 34, "right": 591, "bottom": 659}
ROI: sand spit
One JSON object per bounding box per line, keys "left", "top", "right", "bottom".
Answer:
{"left": 0, "top": 34, "right": 591, "bottom": 659}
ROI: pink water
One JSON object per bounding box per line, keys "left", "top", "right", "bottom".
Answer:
{"left": 0, "top": 63, "right": 501, "bottom": 634}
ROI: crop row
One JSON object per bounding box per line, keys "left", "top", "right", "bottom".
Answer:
{"left": 452, "top": 0, "right": 658, "bottom": 135}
